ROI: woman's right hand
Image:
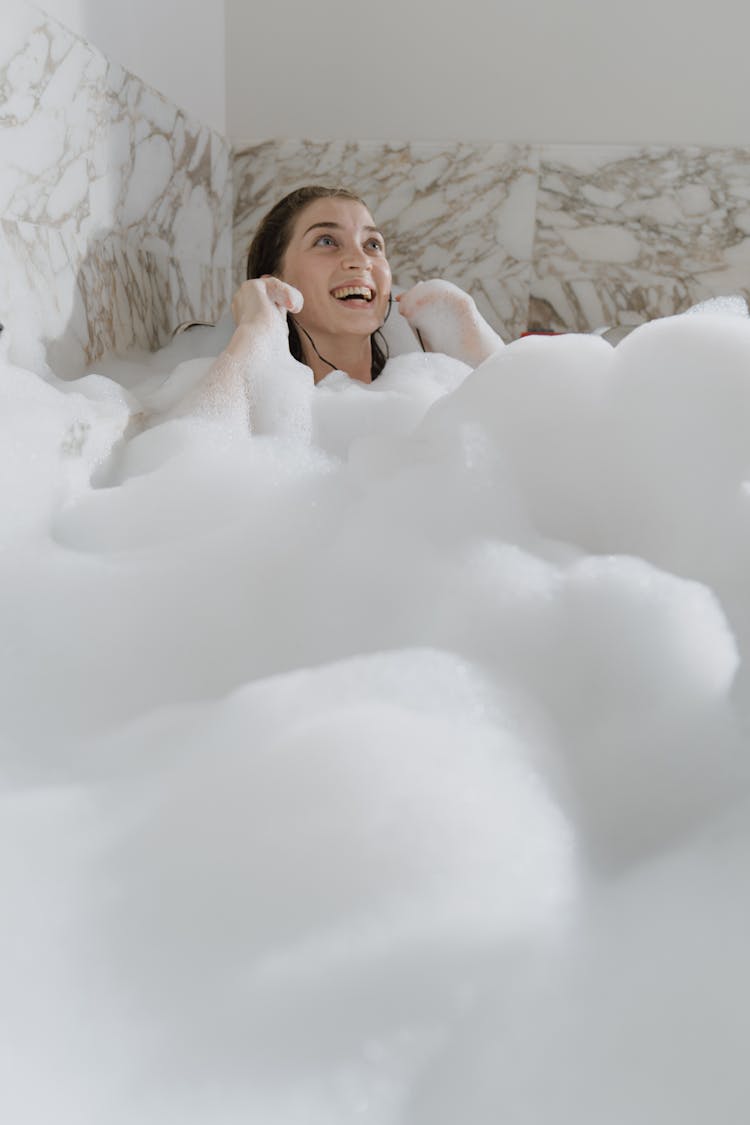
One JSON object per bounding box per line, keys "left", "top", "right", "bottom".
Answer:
{"left": 231, "top": 277, "right": 304, "bottom": 336}
{"left": 224, "top": 276, "right": 305, "bottom": 364}
{"left": 179, "top": 277, "right": 308, "bottom": 425}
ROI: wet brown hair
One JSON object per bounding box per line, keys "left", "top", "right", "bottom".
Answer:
{"left": 246, "top": 185, "right": 389, "bottom": 379}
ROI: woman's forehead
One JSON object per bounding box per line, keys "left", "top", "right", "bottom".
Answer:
{"left": 293, "top": 197, "right": 378, "bottom": 236}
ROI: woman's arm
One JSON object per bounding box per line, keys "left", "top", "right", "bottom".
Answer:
{"left": 175, "top": 277, "right": 307, "bottom": 427}
{"left": 396, "top": 280, "right": 505, "bottom": 369}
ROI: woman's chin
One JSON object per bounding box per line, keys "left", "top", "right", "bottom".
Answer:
{"left": 328, "top": 304, "right": 383, "bottom": 332}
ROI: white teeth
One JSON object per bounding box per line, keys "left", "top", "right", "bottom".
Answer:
{"left": 331, "top": 286, "right": 373, "bottom": 301}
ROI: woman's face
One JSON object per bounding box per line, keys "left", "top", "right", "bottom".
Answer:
{"left": 279, "top": 197, "right": 392, "bottom": 342}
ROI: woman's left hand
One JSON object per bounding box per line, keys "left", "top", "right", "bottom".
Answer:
{"left": 396, "top": 279, "right": 505, "bottom": 368}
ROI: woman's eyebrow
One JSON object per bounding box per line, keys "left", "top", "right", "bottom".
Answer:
{"left": 303, "top": 222, "right": 342, "bottom": 236}
{"left": 303, "top": 221, "right": 383, "bottom": 237}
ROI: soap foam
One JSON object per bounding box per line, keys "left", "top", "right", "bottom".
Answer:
{"left": 1, "top": 298, "right": 750, "bottom": 1123}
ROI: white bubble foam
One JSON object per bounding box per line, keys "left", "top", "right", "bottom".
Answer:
{"left": 2, "top": 306, "right": 750, "bottom": 1122}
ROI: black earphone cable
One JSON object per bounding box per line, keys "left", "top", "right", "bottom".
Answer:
{"left": 290, "top": 292, "right": 398, "bottom": 374}
{"left": 290, "top": 318, "right": 338, "bottom": 372}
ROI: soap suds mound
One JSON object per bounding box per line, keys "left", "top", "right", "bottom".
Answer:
{"left": 2, "top": 301, "right": 750, "bottom": 1124}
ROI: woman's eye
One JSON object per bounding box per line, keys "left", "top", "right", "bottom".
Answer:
{"left": 315, "top": 235, "right": 337, "bottom": 247}
{"left": 367, "top": 239, "right": 384, "bottom": 252}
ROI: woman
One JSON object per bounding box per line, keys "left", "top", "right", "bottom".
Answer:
{"left": 186, "top": 186, "right": 505, "bottom": 422}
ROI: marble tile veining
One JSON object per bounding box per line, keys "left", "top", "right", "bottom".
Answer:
{"left": 1, "top": 0, "right": 233, "bottom": 372}
{"left": 1, "top": 215, "right": 229, "bottom": 373}
{"left": 234, "top": 138, "right": 750, "bottom": 340}
{"left": 0, "top": 4, "right": 108, "bottom": 231}
{"left": 531, "top": 144, "right": 750, "bottom": 331}
{"left": 233, "top": 140, "right": 539, "bottom": 342}
{"left": 211, "top": 131, "right": 234, "bottom": 271}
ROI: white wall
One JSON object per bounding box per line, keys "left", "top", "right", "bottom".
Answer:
{"left": 37, "top": 0, "right": 226, "bottom": 133}
{"left": 225, "top": 0, "right": 750, "bottom": 145}
{"left": 32, "top": 0, "right": 750, "bottom": 145}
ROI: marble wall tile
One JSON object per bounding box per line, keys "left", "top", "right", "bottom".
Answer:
{"left": 235, "top": 138, "right": 750, "bottom": 340}
{"left": 1, "top": 0, "right": 233, "bottom": 372}
{"left": 80, "top": 239, "right": 173, "bottom": 357}
{"left": 0, "top": 218, "right": 83, "bottom": 349}
{"left": 211, "top": 132, "right": 234, "bottom": 273}
{"left": 101, "top": 62, "right": 218, "bottom": 262}
{"left": 233, "top": 140, "right": 539, "bottom": 342}
{"left": 530, "top": 144, "right": 750, "bottom": 331}
{"left": 0, "top": 3, "right": 108, "bottom": 232}
{"left": 1, "top": 2, "right": 231, "bottom": 264}
{"left": 169, "top": 258, "right": 232, "bottom": 333}
{"left": 0, "top": 217, "right": 225, "bottom": 371}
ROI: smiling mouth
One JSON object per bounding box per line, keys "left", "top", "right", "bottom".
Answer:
{"left": 330, "top": 285, "right": 375, "bottom": 304}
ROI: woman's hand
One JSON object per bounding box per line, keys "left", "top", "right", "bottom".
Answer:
{"left": 396, "top": 279, "right": 505, "bottom": 368}
{"left": 172, "top": 277, "right": 309, "bottom": 428}
{"left": 229, "top": 277, "right": 303, "bottom": 356}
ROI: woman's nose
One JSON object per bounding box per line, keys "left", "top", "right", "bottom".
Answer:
{"left": 341, "top": 244, "right": 370, "bottom": 268}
